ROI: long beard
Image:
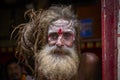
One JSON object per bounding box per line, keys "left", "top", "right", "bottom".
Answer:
{"left": 36, "top": 45, "right": 80, "bottom": 80}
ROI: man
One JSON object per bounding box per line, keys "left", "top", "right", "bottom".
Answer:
{"left": 15, "top": 5, "right": 101, "bottom": 80}
{"left": 5, "top": 57, "right": 34, "bottom": 80}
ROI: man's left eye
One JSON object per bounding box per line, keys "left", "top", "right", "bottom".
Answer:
{"left": 63, "top": 32, "right": 73, "bottom": 40}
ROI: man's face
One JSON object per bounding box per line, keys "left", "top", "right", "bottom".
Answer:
{"left": 48, "top": 19, "right": 75, "bottom": 48}
{"left": 7, "top": 63, "right": 22, "bottom": 80}
{"left": 36, "top": 19, "right": 79, "bottom": 80}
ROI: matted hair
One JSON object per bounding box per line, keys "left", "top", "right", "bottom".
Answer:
{"left": 13, "top": 5, "right": 81, "bottom": 76}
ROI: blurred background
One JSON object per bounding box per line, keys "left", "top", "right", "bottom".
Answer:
{"left": 0, "top": 0, "right": 101, "bottom": 79}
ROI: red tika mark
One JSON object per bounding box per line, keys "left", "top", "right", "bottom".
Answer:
{"left": 48, "top": 35, "right": 50, "bottom": 38}
{"left": 58, "top": 28, "right": 63, "bottom": 35}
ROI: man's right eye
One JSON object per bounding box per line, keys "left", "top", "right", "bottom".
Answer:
{"left": 49, "top": 33, "right": 58, "bottom": 40}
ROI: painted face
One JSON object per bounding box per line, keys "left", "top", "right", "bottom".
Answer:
{"left": 48, "top": 19, "right": 75, "bottom": 47}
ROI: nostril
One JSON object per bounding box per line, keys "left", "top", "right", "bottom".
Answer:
{"left": 56, "top": 41, "right": 63, "bottom": 48}
{"left": 56, "top": 41, "right": 62, "bottom": 46}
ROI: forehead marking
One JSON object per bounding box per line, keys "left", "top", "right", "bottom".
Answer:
{"left": 58, "top": 28, "right": 63, "bottom": 35}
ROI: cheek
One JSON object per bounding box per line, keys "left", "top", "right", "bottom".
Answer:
{"left": 65, "top": 40, "right": 74, "bottom": 47}
{"left": 48, "top": 40, "right": 56, "bottom": 46}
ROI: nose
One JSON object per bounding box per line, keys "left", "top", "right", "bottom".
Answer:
{"left": 56, "top": 36, "right": 63, "bottom": 47}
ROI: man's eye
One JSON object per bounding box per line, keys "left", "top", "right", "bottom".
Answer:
{"left": 63, "top": 32, "right": 73, "bottom": 40}
{"left": 49, "top": 33, "right": 58, "bottom": 40}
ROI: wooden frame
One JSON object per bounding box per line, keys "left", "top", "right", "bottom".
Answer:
{"left": 101, "top": 0, "right": 118, "bottom": 80}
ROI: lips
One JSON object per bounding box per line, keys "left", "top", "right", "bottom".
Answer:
{"left": 53, "top": 48, "right": 68, "bottom": 56}
{"left": 50, "top": 47, "right": 69, "bottom": 56}
{"left": 54, "top": 50, "right": 62, "bottom": 54}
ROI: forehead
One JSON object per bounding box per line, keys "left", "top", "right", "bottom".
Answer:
{"left": 52, "top": 19, "right": 69, "bottom": 26}
{"left": 49, "top": 19, "right": 75, "bottom": 32}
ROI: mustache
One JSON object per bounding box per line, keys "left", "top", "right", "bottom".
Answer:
{"left": 49, "top": 45, "right": 74, "bottom": 55}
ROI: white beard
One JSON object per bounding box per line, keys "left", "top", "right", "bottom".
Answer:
{"left": 36, "top": 45, "right": 79, "bottom": 80}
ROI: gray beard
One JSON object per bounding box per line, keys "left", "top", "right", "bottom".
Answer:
{"left": 35, "top": 45, "right": 79, "bottom": 80}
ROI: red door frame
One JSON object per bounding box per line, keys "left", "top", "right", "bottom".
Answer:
{"left": 101, "top": 0, "right": 118, "bottom": 80}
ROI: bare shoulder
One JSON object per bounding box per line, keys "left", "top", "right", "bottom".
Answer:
{"left": 79, "top": 52, "right": 101, "bottom": 80}
{"left": 81, "top": 52, "right": 99, "bottom": 64}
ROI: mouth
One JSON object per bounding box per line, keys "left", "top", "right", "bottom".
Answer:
{"left": 52, "top": 48, "right": 68, "bottom": 56}
{"left": 54, "top": 50, "right": 62, "bottom": 54}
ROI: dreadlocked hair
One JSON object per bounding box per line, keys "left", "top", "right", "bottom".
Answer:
{"left": 13, "top": 5, "right": 81, "bottom": 76}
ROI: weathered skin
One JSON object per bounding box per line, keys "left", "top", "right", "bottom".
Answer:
{"left": 14, "top": 5, "right": 101, "bottom": 80}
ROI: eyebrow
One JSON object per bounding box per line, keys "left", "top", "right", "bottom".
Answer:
{"left": 48, "top": 31, "right": 74, "bottom": 34}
